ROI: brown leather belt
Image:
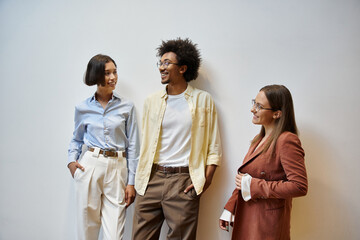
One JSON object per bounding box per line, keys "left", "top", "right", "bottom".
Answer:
{"left": 88, "top": 147, "right": 126, "bottom": 158}
{"left": 152, "top": 164, "right": 189, "bottom": 174}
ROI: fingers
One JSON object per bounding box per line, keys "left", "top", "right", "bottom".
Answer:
{"left": 235, "top": 173, "right": 243, "bottom": 190}
{"left": 235, "top": 181, "right": 241, "bottom": 190}
{"left": 235, "top": 173, "right": 243, "bottom": 181}
{"left": 125, "top": 185, "right": 136, "bottom": 208}
{"left": 69, "top": 163, "right": 77, "bottom": 178}
{"left": 184, "top": 184, "right": 194, "bottom": 193}
{"left": 125, "top": 189, "right": 129, "bottom": 207}
{"left": 68, "top": 161, "right": 85, "bottom": 178}
{"left": 76, "top": 162, "right": 85, "bottom": 171}
{"left": 219, "top": 220, "right": 226, "bottom": 229}
{"left": 126, "top": 194, "right": 135, "bottom": 208}
{"left": 125, "top": 192, "right": 135, "bottom": 207}
{"left": 219, "top": 220, "right": 229, "bottom": 232}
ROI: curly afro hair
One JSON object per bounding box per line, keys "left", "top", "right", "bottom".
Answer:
{"left": 157, "top": 38, "right": 201, "bottom": 82}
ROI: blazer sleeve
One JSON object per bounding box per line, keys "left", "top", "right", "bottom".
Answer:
{"left": 250, "top": 133, "right": 308, "bottom": 199}
{"left": 224, "top": 188, "right": 239, "bottom": 214}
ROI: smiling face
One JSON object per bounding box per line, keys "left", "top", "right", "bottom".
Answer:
{"left": 251, "top": 91, "right": 280, "bottom": 129}
{"left": 159, "top": 52, "right": 186, "bottom": 85}
{"left": 98, "top": 61, "right": 117, "bottom": 92}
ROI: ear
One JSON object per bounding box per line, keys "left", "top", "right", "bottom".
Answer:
{"left": 179, "top": 65, "right": 187, "bottom": 74}
{"left": 273, "top": 110, "right": 282, "bottom": 119}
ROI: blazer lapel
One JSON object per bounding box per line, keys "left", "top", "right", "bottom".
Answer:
{"left": 240, "top": 138, "right": 265, "bottom": 170}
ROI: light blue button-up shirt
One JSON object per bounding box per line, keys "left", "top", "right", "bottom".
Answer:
{"left": 68, "top": 92, "right": 140, "bottom": 185}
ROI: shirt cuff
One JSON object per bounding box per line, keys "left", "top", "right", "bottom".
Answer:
{"left": 219, "top": 209, "right": 234, "bottom": 223}
{"left": 241, "top": 173, "right": 252, "bottom": 201}
{"left": 206, "top": 155, "right": 221, "bottom": 166}
{"left": 127, "top": 173, "right": 135, "bottom": 185}
{"left": 68, "top": 152, "right": 79, "bottom": 164}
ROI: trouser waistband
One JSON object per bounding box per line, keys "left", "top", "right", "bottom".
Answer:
{"left": 152, "top": 164, "right": 189, "bottom": 174}
{"left": 88, "top": 147, "right": 126, "bottom": 158}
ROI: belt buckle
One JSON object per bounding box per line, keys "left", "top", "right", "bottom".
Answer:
{"left": 167, "top": 166, "right": 175, "bottom": 174}
{"left": 102, "top": 150, "right": 110, "bottom": 157}
{"left": 162, "top": 166, "right": 171, "bottom": 174}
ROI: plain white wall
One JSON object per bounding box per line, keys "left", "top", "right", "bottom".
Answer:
{"left": 0, "top": 0, "right": 359, "bottom": 239}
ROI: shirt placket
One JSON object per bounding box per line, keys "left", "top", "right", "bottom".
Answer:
{"left": 151, "top": 97, "right": 167, "bottom": 167}
{"left": 103, "top": 101, "right": 112, "bottom": 149}
{"left": 185, "top": 94, "right": 194, "bottom": 176}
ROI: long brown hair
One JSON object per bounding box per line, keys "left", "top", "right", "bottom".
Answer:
{"left": 251, "top": 85, "right": 298, "bottom": 155}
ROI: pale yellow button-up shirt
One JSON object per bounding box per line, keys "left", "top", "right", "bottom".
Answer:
{"left": 135, "top": 85, "right": 222, "bottom": 195}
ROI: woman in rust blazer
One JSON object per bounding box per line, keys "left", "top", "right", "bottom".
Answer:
{"left": 219, "top": 85, "right": 308, "bottom": 240}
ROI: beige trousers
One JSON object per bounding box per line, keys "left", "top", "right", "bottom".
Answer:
{"left": 74, "top": 149, "right": 127, "bottom": 240}
{"left": 132, "top": 170, "right": 200, "bottom": 240}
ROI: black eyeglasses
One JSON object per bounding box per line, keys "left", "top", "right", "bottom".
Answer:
{"left": 251, "top": 99, "right": 274, "bottom": 111}
{"left": 157, "top": 61, "right": 179, "bottom": 69}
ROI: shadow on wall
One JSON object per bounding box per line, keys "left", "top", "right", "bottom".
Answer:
{"left": 191, "top": 64, "right": 218, "bottom": 99}
{"left": 190, "top": 66, "right": 233, "bottom": 239}
{"left": 291, "top": 126, "right": 355, "bottom": 240}
{"left": 194, "top": 120, "right": 356, "bottom": 239}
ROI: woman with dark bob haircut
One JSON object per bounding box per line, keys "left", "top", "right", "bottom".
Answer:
{"left": 219, "top": 85, "right": 308, "bottom": 240}
{"left": 68, "top": 54, "right": 140, "bottom": 240}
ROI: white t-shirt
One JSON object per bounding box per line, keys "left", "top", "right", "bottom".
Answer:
{"left": 157, "top": 92, "right": 192, "bottom": 167}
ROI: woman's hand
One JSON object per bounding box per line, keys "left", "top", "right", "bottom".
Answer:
{"left": 68, "top": 161, "right": 84, "bottom": 178}
{"left": 125, "top": 185, "right": 136, "bottom": 208}
{"left": 219, "top": 219, "right": 230, "bottom": 232}
{"left": 235, "top": 173, "right": 244, "bottom": 190}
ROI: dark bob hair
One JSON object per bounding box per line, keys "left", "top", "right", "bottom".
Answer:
{"left": 84, "top": 54, "right": 116, "bottom": 86}
{"left": 157, "top": 38, "right": 201, "bottom": 82}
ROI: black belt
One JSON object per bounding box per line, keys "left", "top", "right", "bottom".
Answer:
{"left": 152, "top": 164, "right": 189, "bottom": 174}
{"left": 88, "top": 147, "right": 126, "bottom": 158}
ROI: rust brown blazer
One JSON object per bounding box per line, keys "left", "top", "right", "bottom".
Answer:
{"left": 224, "top": 132, "right": 307, "bottom": 240}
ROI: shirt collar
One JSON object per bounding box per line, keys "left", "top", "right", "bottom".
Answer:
{"left": 90, "top": 91, "right": 121, "bottom": 102}
{"left": 112, "top": 91, "right": 122, "bottom": 101}
{"left": 161, "top": 84, "right": 194, "bottom": 99}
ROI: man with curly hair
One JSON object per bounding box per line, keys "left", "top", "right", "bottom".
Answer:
{"left": 133, "top": 38, "right": 222, "bottom": 240}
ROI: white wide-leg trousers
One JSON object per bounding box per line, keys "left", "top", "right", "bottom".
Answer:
{"left": 74, "top": 148, "right": 127, "bottom": 240}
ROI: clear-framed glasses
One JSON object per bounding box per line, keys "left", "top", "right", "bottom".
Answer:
{"left": 156, "top": 61, "right": 179, "bottom": 69}
{"left": 251, "top": 99, "right": 274, "bottom": 111}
